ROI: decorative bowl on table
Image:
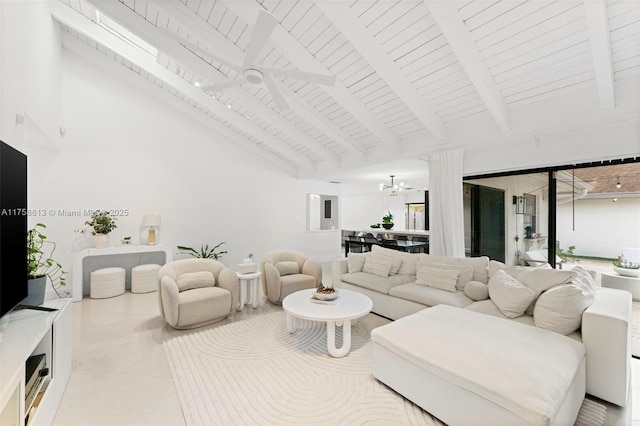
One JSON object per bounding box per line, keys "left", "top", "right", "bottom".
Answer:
{"left": 313, "top": 288, "right": 339, "bottom": 301}
{"left": 614, "top": 267, "right": 640, "bottom": 277}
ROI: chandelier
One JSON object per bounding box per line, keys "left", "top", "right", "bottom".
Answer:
{"left": 379, "top": 175, "right": 413, "bottom": 196}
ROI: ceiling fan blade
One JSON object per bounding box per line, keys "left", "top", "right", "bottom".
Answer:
{"left": 260, "top": 66, "right": 336, "bottom": 86}
{"left": 201, "top": 78, "right": 247, "bottom": 92}
{"left": 157, "top": 28, "right": 243, "bottom": 73}
{"left": 262, "top": 74, "right": 289, "bottom": 111}
{"left": 242, "top": 9, "right": 279, "bottom": 69}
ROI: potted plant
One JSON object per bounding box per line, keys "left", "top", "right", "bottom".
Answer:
{"left": 26, "top": 223, "right": 67, "bottom": 305}
{"left": 176, "top": 242, "right": 227, "bottom": 260}
{"left": 613, "top": 257, "right": 640, "bottom": 277}
{"left": 83, "top": 210, "right": 117, "bottom": 248}
{"left": 382, "top": 210, "right": 394, "bottom": 230}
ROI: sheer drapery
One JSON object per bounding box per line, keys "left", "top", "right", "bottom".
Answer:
{"left": 428, "top": 148, "right": 465, "bottom": 257}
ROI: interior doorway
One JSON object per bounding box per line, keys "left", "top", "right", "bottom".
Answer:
{"left": 464, "top": 184, "right": 506, "bottom": 262}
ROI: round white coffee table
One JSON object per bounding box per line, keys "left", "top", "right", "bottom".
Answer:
{"left": 282, "top": 288, "right": 373, "bottom": 358}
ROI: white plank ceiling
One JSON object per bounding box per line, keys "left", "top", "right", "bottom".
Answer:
{"left": 52, "top": 0, "right": 639, "bottom": 188}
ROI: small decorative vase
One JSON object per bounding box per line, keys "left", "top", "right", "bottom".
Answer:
{"left": 93, "top": 233, "right": 109, "bottom": 248}
{"left": 382, "top": 223, "right": 394, "bottom": 230}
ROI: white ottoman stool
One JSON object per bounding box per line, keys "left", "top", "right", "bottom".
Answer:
{"left": 90, "top": 267, "right": 125, "bottom": 299}
{"left": 131, "top": 264, "right": 161, "bottom": 294}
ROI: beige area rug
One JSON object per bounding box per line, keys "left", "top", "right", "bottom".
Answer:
{"left": 164, "top": 311, "right": 605, "bottom": 426}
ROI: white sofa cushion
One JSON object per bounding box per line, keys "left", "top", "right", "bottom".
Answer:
{"left": 488, "top": 270, "right": 536, "bottom": 319}
{"left": 371, "top": 305, "right": 585, "bottom": 426}
{"left": 416, "top": 265, "right": 459, "bottom": 292}
{"left": 275, "top": 261, "right": 299, "bottom": 276}
{"left": 517, "top": 269, "right": 576, "bottom": 315}
{"left": 422, "top": 254, "right": 490, "bottom": 284}
{"left": 534, "top": 268, "right": 596, "bottom": 335}
{"left": 534, "top": 285, "right": 594, "bottom": 335}
{"left": 340, "top": 272, "right": 413, "bottom": 294}
{"left": 176, "top": 271, "right": 215, "bottom": 292}
{"left": 464, "top": 281, "right": 489, "bottom": 301}
{"left": 362, "top": 254, "right": 394, "bottom": 277}
{"left": 389, "top": 284, "right": 473, "bottom": 308}
{"left": 372, "top": 245, "right": 418, "bottom": 276}
{"left": 347, "top": 253, "right": 367, "bottom": 273}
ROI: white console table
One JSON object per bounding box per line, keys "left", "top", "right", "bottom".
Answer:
{"left": 0, "top": 298, "right": 72, "bottom": 425}
{"left": 72, "top": 244, "right": 172, "bottom": 301}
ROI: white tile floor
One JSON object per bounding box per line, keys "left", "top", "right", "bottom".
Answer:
{"left": 53, "top": 262, "right": 640, "bottom": 425}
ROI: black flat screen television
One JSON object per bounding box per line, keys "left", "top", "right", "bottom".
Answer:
{"left": 0, "top": 141, "right": 28, "bottom": 318}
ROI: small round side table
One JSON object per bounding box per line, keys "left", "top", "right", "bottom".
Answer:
{"left": 236, "top": 271, "right": 262, "bottom": 310}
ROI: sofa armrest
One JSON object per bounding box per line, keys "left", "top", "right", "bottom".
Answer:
{"left": 217, "top": 268, "right": 240, "bottom": 311}
{"left": 332, "top": 259, "right": 348, "bottom": 288}
{"left": 302, "top": 258, "right": 322, "bottom": 285}
{"left": 582, "top": 287, "right": 632, "bottom": 406}
{"left": 160, "top": 276, "right": 180, "bottom": 327}
{"left": 262, "top": 263, "right": 282, "bottom": 303}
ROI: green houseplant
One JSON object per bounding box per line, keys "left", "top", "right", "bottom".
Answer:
{"left": 27, "top": 223, "right": 67, "bottom": 303}
{"left": 176, "top": 242, "right": 227, "bottom": 260}
{"left": 382, "top": 210, "right": 394, "bottom": 230}
{"left": 83, "top": 210, "right": 117, "bottom": 248}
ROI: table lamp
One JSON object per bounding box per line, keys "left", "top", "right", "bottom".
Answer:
{"left": 141, "top": 214, "right": 161, "bottom": 245}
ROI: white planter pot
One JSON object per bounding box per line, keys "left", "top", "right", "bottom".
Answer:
{"left": 93, "top": 233, "right": 109, "bottom": 248}
{"left": 614, "top": 267, "right": 640, "bottom": 277}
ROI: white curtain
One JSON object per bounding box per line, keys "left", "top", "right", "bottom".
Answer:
{"left": 428, "top": 148, "right": 465, "bottom": 257}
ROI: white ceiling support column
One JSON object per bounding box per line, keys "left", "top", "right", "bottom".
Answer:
{"left": 425, "top": 1, "right": 510, "bottom": 133}
{"left": 78, "top": 0, "right": 315, "bottom": 171}
{"left": 222, "top": 1, "right": 402, "bottom": 151}
{"left": 316, "top": 1, "right": 447, "bottom": 141}
{"left": 154, "top": 1, "right": 340, "bottom": 164}
{"left": 584, "top": 0, "right": 616, "bottom": 109}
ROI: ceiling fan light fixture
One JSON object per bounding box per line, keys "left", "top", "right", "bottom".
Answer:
{"left": 244, "top": 68, "right": 263, "bottom": 84}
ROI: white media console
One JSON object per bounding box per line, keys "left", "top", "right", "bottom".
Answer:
{"left": 0, "top": 298, "right": 72, "bottom": 425}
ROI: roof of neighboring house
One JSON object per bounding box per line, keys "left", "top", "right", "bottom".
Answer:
{"left": 572, "top": 163, "right": 640, "bottom": 194}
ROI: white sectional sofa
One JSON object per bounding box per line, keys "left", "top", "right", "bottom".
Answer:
{"left": 331, "top": 245, "right": 632, "bottom": 423}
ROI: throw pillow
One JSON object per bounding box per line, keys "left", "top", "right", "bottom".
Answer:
{"left": 362, "top": 254, "right": 394, "bottom": 278}
{"left": 517, "top": 269, "right": 576, "bottom": 315}
{"left": 347, "top": 253, "right": 367, "bottom": 273}
{"left": 534, "top": 282, "right": 595, "bottom": 335}
{"left": 176, "top": 271, "right": 215, "bottom": 292}
{"left": 378, "top": 254, "right": 403, "bottom": 275}
{"left": 425, "top": 262, "right": 474, "bottom": 291}
{"left": 275, "top": 261, "right": 299, "bottom": 276}
{"left": 464, "top": 281, "right": 489, "bottom": 301}
{"left": 416, "top": 264, "right": 459, "bottom": 292}
{"left": 488, "top": 270, "right": 536, "bottom": 319}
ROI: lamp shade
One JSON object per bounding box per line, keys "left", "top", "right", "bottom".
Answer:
{"left": 142, "top": 214, "right": 161, "bottom": 227}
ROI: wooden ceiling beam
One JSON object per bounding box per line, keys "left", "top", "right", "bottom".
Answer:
{"left": 221, "top": 0, "right": 402, "bottom": 151}
{"left": 584, "top": 0, "right": 616, "bottom": 108}
{"left": 316, "top": 1, "right": 447, "bottom": 141}
{"left": 425, "top": 1, "right": 510, "bottom": 133}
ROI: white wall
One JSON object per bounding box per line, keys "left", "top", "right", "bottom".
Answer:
{"left": 0, "top": 3, "right": 342, "bottom": 302}
{"left": 557, "top": 197, "right": 640, "bottom": 259}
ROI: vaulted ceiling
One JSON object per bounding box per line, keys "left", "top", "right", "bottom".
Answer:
{"left": 52, "top": 0, "right": 639, "bottom": 189}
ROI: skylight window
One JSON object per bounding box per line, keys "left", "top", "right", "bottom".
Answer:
{"left": 95, "top": 10, "right": 158, "bottom": 57}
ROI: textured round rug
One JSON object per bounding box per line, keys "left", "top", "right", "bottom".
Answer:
{"left": 163, "top": 310, "right": 605, "bottom": 426}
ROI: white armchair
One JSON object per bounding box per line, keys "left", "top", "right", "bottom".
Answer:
{"left": 157, "top": 258, "right": 239, "bottom": 329}
{"left": 261, "top": 250, "right": 322, "bottom": 304}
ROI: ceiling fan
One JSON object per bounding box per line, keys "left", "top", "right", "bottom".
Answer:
{"left": 379, "top": 175, "right": 415, "bottom": 196}
{"left": 161, "top": 9, "right": 336, "bottom": 111}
